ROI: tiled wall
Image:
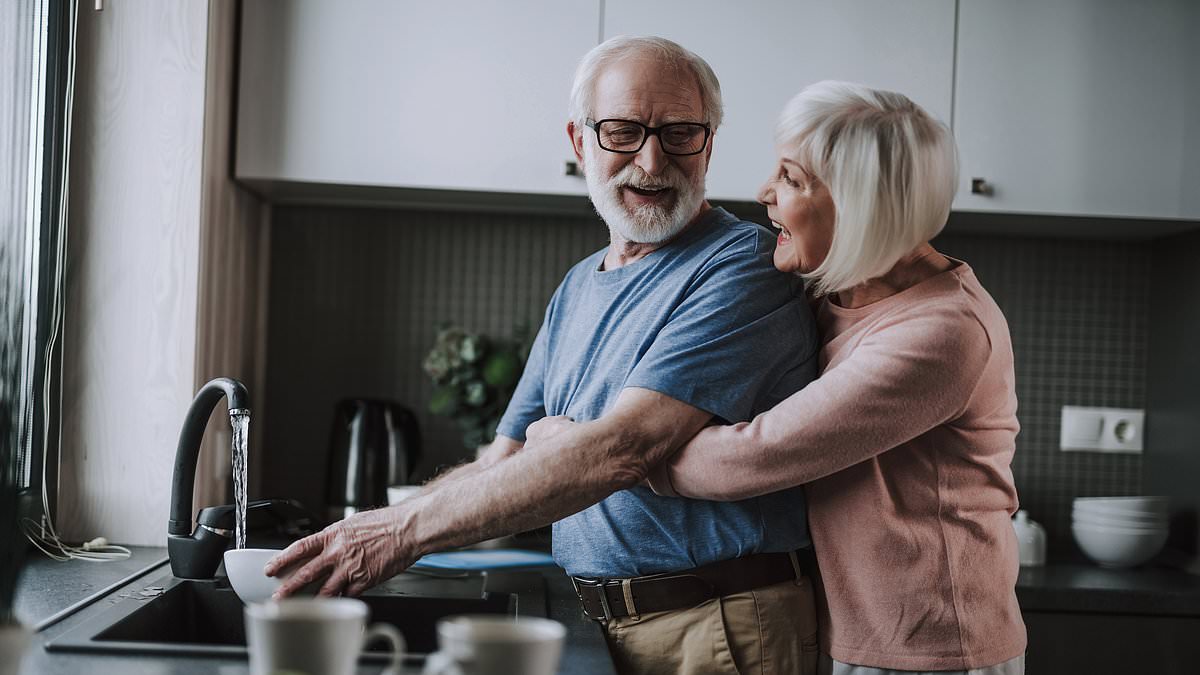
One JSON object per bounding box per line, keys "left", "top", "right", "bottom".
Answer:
{"left": 933, "top": 234, "right": 1150, "bottom": 557}
{"left": 262, "top": 204, "right": 1150, "bottom": 557}
{"left": 261, "top": 205, "right": 608, "bottom": 514}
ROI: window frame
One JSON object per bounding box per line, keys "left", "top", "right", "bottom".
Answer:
{"left": 14, "top": 0, "right": 75, "bottom": 527}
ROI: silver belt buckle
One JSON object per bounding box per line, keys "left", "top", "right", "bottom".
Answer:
{"left": 572, "top": 577, "right": 615, "bottom": 622}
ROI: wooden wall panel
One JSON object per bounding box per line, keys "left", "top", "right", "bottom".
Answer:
{"left": 192, "top": 0, "right": 269, "bottom": 514}
{"left": 59, "top": 0, "right": 210, "bottom": 546}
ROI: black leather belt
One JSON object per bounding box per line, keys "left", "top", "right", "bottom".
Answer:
{"left": 570, "top": 550, "right": 811, "bottom": 622}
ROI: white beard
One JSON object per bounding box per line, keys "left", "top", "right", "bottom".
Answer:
{"left": 583, "top": 143, "right": 706, "bottom": 245}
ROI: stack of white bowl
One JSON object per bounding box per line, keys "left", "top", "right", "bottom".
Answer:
{"left": 1072, "top": 496, "right": 1169, "bottom": 568}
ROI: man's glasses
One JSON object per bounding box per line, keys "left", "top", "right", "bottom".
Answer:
{"left": 585, "top": 118, "right": 711, "bottom": 156}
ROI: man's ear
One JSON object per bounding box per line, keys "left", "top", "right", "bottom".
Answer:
{"left": 703, "top": 132, "right": 715, "bottom": 167}
{"left": 567, "top": 120, "right": 586, "bottom": 168}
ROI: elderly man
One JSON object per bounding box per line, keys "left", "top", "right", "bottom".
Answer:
{"left": 268, "top": 36, "right": 820, "bottom": 673}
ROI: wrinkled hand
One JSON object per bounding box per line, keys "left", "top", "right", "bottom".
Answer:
{"left": 525, "top": 415, "right": 576, "bottom": 443}
{"left": 264, "top": 505, "right": 418, "bottom": 599}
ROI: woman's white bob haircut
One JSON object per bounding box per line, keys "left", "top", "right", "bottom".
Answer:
{"left": 568, "top": 35, "right": 724, "bottom": 130}
{"left": 778, "top": 81, "right": 958, "bottom": 296}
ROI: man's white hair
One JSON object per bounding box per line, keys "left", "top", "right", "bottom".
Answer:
{"left": 568, "top": 35, "right": 724, "bottom": 129}
{"left": 777, "top": 81, "right": 958, "bottom": 296}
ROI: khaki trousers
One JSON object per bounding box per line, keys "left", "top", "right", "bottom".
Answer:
{"left": 601, "top": 577, "right": 820, "bottom": 675}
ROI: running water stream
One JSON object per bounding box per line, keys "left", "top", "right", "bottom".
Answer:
{"left": 230, "top": 410, "right": 250, "bottom": 550}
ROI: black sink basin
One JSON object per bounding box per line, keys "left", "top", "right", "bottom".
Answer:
{"left": 47, "top": 570, "right": 545, "bottom": 661}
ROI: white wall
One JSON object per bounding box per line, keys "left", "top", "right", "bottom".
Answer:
{"left": 59, "top": 0, "right": 210, "bottom": 546}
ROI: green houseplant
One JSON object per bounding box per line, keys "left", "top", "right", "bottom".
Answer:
{"left": 422, "top": 325, "right": 527, "bottom": 450}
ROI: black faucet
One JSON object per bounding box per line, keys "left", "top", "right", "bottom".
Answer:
{"left": 167, "top": 377, "right": 249, "bottom": 579}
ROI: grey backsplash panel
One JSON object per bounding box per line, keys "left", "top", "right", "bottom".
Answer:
{"left": 933, "top": 234, "right": 1150, "bottom": 557}
{"left": 263, "top": 205, "right": 608, "bottom": 514}
{"left": 264, "top": 205, "right": 1150, "bottom": 556}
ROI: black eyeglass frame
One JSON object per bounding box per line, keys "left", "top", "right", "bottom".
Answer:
{"left": 584, "top": 118, "right": 712, "bottom": 156}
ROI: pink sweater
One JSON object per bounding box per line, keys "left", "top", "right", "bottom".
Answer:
{"left": 660, "top": 261, "right": 1026, "bottom": 670}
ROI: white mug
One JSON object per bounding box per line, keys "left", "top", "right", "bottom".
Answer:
{"left": 245, "top": 597, "right": 405, "bottom": 675}
{"left": 422, "top": 615, "right": 566, "bottom": 675}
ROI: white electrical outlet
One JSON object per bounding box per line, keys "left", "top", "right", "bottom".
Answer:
{"left": 1060, "top": 406, "right": 1144, "bottom": 453}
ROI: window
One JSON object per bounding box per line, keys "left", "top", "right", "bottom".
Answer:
{"left": 2, "top": 0, "right": 74, "bottom": 525}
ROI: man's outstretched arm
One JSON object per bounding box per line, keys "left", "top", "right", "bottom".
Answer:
{"left": 414, "top": 434, "right": 525, "bottom": 494}
{"left": 266, "top": 387, "right": 710, "bottom": 598}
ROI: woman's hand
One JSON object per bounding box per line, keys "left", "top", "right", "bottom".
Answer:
{"left": 265, "top": 504, "right": 419, "bottom": 599}
{"left": 525, "top": 415, "right": 576, "bottom": 443}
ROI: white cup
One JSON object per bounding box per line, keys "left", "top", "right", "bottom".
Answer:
{"left": 225, "top": 548, "right": 290, "bottom": 604}
{"left": 422, "top": 615, "right": 565, "bottom": 675}
{"left": 245, "top": 598, "right": 405, "bottom": 675}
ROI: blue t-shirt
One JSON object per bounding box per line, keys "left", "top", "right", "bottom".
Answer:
{"left": 496, "top": 208, "right": 819, "bottom": 578}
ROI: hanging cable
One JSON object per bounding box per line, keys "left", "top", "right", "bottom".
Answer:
{"left": 21, "top": 0, "right": 129, "bottom": 564}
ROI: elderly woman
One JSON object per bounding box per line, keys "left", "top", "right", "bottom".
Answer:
{"left": 530, "top": 81, "right": 1027, "bottom": 675}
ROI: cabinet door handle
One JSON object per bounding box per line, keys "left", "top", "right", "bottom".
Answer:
{"left": 971, "top": 178, "right": 994, "bottom": 196}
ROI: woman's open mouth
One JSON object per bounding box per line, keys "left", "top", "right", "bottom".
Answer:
{"left": 771, "top": 220, "right": 792, "bottom": 244}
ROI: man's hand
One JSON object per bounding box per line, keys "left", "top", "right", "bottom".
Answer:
{"left": 264, "top": 434, "right": 525, "bottom": 599}
{"left": 264, "top": 504, "right": 419, "bottom": 599}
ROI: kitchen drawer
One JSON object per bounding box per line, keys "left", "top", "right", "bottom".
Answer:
{"left": 1022, "top": 610, "right": 1199, "bottom": 674}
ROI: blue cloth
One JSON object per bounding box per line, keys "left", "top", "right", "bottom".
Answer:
{"left": 496, "top": 208, "right": 819, "bottom": 578}
{"left": 412, "top": 550, "right": 556, "bottom": 570}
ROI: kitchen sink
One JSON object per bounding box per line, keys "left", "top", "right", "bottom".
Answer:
{"left": 46, "top": 568, "right": 546, "bottom": 662}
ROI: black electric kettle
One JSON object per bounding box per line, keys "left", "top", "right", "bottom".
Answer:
{"left": 324, "top": 398, "right": 422, "bottom": 523}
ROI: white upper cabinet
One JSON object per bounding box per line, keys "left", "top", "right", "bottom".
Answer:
{"left": 235, "top": 1, "right": 1199, "bottom": 225}
{"left": 602, "top": 0, "right": 957, "bottom": 201}
{"left": 236, "top": 0, "right": 598, "bottom": 196}
{"left": 954, "top": 0, "right": 1200, "bottom": 220}
{"left": 1175, "top": 1, "right": 1200, "bottom": 221}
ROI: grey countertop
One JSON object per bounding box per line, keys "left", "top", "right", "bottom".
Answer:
{"left": 15, "top": 546, "right": 169, "bottom": 628}
{"left": 12, "top": 547, "right": 1200, "bottom": 674}
{"left": 12, "top": 546, "right": 614, "bottom": 675}
{"left": 1016, "top": 562, "right": 1200, "bottom": 616}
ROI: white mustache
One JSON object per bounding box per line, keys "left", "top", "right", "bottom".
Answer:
{"left": 611, "top": 165, "right": 685, "bottom": 193}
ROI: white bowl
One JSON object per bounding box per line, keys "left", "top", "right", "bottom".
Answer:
{"left": 1072, "top": 515, "right": 1167, "bottom": 534}
{"left": 1075, "top": 509, "right": 1166, "bottom": 526}
{"left": 1072, "top": 507, "right": 1167, "bottom": 526}
{"left": 1073, "top": 496, "right": 1169, "bottom": 515}
{"left": 1073, "top": 499, "right": 1167, "bottom": 512}
{"left": 1072, "top": 523, "right": 1168, "bottom": 568}
{"left": 224, "top": 548, "right": 305, "bottom": 604}
{"left": 1072, "top": 512, "right": 1167, "bottom": 531}
{"left": 1075, "top": 504, "right": 1166, "bottom": 521}
{"left": 1073, "top": 503, "right": 1168, "bottom": 520}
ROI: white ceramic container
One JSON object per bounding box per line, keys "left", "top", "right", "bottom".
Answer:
{"left": 1012, "top": 510, "right": 1047, "bottom": 566}
{"left": 1072, "top": 522, "right": 1168, "bottom": 568}
{"left": 0, "top": 624, "right": 30, "bottom": 675}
